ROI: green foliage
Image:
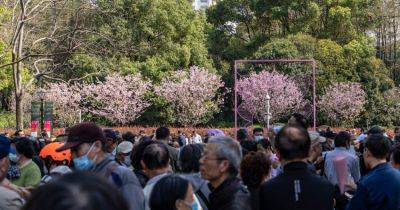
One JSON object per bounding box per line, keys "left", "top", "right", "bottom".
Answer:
{"left": 84, "top": 0, "right": 214, "bottom": 82}
{"left": 254, "top": 39, "right": 299, "bottom": 59}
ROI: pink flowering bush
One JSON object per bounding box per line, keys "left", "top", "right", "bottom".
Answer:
{"left": 318, "top": 82, "right": 367, "bottom": 124}
{"left": 237, "top": 71, "right": 305, "bottom": 124}
{"left": 42, "top": 83, "right": 82, "bottom": 125}
{"left": 155, "top": 66, "right": 224, "bottom": 126}
{"left": 80, "top": 73, "right": 151, "bottom": 125}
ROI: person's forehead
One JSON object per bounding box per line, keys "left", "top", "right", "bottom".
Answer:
{"left": 205, "top": 143, "right": 217, "bottom": 152}
{"left": 72, "top": 142, "right": 90, "bottom": 152}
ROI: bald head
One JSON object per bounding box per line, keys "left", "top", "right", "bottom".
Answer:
{"left": 275, "top": 126, "right": 311, "bottom": 161}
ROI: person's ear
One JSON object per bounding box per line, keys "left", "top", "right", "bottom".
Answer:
{"left": 141, "top": 160, "right": 147, "bottom": 171}
{"left": 218, "top": 160, "right": 230, "bottom": 173}
{"left": 175, "top": 199, "right": 184, "bottom": 210}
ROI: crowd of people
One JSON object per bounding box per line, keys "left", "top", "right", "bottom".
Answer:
{"left": 0, "top": 113, "right": 400, "bottom": 210}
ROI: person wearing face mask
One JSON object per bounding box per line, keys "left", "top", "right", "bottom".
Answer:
{"left": 7, "top": 143, "right": 21, "bottom": 181}
{"left": 253, "top": 127, "right": 264, "bottom": 142}
{"left": 11, "top": 138, "right": 41, "bottom": 188}
{"left": 0, "top": 135, "right": 24, "bottom": 210}
{"left": 56, "top": 122, "right": 145, "bottom": 210}
{"left": 115, "top": 141, "right": 134, "bottom": 168}
{"left": 150, "top": 175, "right": 200, "bottom": 210}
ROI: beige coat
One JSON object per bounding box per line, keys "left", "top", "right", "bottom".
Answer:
{"left": 0, "top": 186, "right": 24, "bottom": 210}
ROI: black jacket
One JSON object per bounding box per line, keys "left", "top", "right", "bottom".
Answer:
{"left": 259, "top": 161, "right": 335, "bottom": 210}
{"left": 209, "top": 176, "right": 251, "bottom": 210}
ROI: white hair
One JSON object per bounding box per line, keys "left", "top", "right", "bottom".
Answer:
{"left": 209, "top": 136, "right": 242, "bottom": 175}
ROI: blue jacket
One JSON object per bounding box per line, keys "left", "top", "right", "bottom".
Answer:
{"left": 346, "top": 163, "right": 400, "bottom": 210}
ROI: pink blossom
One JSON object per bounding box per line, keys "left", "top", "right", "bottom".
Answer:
{"left": 155, "top": 66, "right": 224, "bottom": 126}
{"left": 236, "top": 71, "right": 305, "bottom": 123}
{"left": 318, "top": 82, "right": 367, "bottom": 123}
{"left": 79, "top": 73, "right": 151, "bottom": 125}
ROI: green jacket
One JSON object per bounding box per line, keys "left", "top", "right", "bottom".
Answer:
{"left": 11, "top": 161, "right": 41, "bottom": 187}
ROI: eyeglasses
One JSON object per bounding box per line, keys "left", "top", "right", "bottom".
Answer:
{"left": 200, "top": 152, "right": 226, "bottom": 162}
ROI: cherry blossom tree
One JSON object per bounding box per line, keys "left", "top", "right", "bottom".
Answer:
{"left": 155, "top": 66, "right": 224, "bottom": 126}
{"left": 237, "top": 71, "right": 305, "bottom": 124}
{"left": 80, "top": 73, "right": 151, "bottom": 125}
{"left": 42, "top": 83, "right": 82, "bottom": 126}
{"left": 318, "top": 82, "right": 367, "bottom": 125}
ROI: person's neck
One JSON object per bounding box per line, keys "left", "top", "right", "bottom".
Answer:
{"left": 369, "top": 159, "right": 387, "bottom": 170}
{"left": 281, "top": 158, "right": 307, "bottom": 166}
{"left": 94, "top": 152, "right": 106, "bottom": 165}
{"left": 210, "top": 173, "right": 230, "bottom": 189}
{"left": 17, "top": 156, "right": 30, "bottom": 167}
{"left": 148, "top": 167, "right": 169, "bottom": 179}
{"left": 157, "top": 139, "right": 168, "bottom": 143}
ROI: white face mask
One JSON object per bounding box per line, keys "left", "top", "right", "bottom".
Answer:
{"left": 255, "top": 136, "right": 264, "bottom": 142}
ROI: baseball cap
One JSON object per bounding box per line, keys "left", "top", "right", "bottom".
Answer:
{"left": 309, "top": 131, "right": 326, "bottom": 143}
{"left": 104, "top": 129, "right": 118, "bottom": 142}
{"left": 56, "top": 122, "right": 106, "bottom": 152}
{"left": 117, "top": 141, "right": 134, "bottom": 154}
{"left": 0, "top": 135, "right": 11, "bottom": 159}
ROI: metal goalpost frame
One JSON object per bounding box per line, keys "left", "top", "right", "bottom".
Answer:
{"left": 234, "top": 59, "right": 317, "bottom": 136}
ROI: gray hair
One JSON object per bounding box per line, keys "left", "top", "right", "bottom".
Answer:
{"left": 209, "top": 136, "right": 242, "bottom": 175}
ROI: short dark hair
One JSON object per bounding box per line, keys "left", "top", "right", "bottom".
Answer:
{"left": 122, "top": 132, "right": 135, "bottom": 144}
{"left": 15, "top": 138, "right": 35, "bottom": 159}
{"left": 253, "top": 127, "right": 264, "bottom": 134}
{"left": 241, "top": 141, "right": 258, "bottom": 154}
{"left": 103, "top": 129, "right": 118, "bottom": 142}
{"left": 334, "top": 131, "right": 351, "bottom": 148}
{"left": 149, "top": 175, "right": 189, "bottom": 210}
{"left": 365, "top": 134, "right": 391, "bottom": 159}
{"left": 391, "top": 145, "right": 400, "bottom": 165}
{"left": 142, "top": 143, "right": 170, "bottom": 170}
{"left": 275, "top": 125, "right": 311, "bottom": 160}
{"left": 368, "top": 126, "right": 384, "bottom": 135}
{"left": 155, "top": 127, "right": 170, "bottom": 140}
{"left": 130, "top": 139, "right": 157, "bottom": 170}
{"left": 22, "top": 171, "right": 128, "bottom": 210}
{"left": 289, "top": 113, "right": 308, "bottom": 129}
{"left": 179, "top": 144, "right": 204, "bottom": 173}
{"left": 236, "top": 128, "right": 248, "bottom": 141}
{"left": 14, "top": 130, "right": 23, "bottom": 136}
{"left": 257, "top": 138, "right": 273, "bottom": 151}
{"left": 240, "top": 151, "right": 271, "bottom": 189}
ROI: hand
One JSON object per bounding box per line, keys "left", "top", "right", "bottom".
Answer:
{"left": 345, "top": 177, "right": 357, "bottom": 191}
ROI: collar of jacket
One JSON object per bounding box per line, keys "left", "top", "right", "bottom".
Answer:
{"left": 208, "top": 175, "right": 239, "bottom": 193}
{"left": 91, "top": 156, "right": 114, "bottom": 173}
{"left": 369, "top": 162, "right": 390, "bottom": 173}
{"left": 283, "top": 161, "right": 309, "bottom": 172}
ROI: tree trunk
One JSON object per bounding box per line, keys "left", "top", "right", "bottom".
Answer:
{"left": 12, "top": 1, "right": 25, "bottom": 130}
{"left": 15, "top": 92, "right": 23, "bottom": 130}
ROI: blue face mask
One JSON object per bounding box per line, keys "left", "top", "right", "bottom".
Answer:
{"left": 123, "top": 155, "right": 132, "bottom": 167}
{"left": 9, "top": 153, "right": 19, "bottom": 163}
{"left": 191, "top": 201, "right": 199, "bottom": 210}
{"left": 73, "top": 144, "right": 97, "bottom": 170}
